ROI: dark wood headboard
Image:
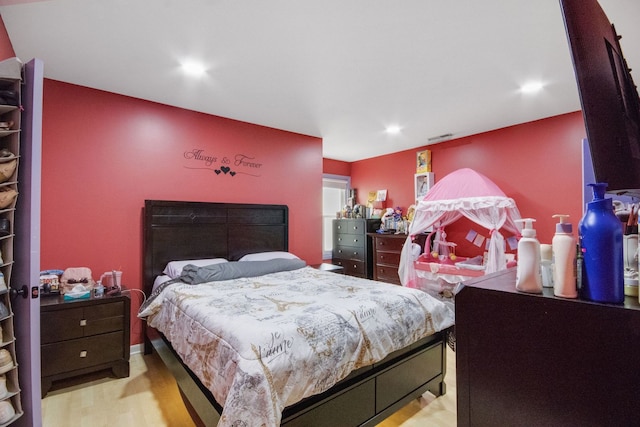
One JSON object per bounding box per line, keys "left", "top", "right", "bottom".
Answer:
{"left": 143, "top": 200, "right": 288, "bottom": 296}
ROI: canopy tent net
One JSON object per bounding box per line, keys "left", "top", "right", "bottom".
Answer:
{"left": 399, "top": 168, "right": 522, "bottom": 291}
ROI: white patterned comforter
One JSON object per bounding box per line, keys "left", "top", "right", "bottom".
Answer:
{"left": 139, "top": 265, "right": 454, "bottom": 426}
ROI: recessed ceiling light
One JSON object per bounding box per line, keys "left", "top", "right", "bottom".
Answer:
{"left": 385, "top": 125, "right": 402, "bottom": 135}
{"left": 520, "top": 81, "right": 544, "bottom": 94}
{"left": 180, "top": 60, "right": 207, "bottom": 78}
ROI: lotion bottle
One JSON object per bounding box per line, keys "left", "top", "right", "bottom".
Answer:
{"left": 515, "top": 218, "right": 542, "bottom": 294}
{"left": 552, "top": 214, "right": 577, "bottom": 298}
{"left": 579, "top": 183, "right": 624, "bottom": 304}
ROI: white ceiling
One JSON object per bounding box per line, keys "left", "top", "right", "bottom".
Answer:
{"left": 0, "top": 0, "right": 638, "bottom": 162}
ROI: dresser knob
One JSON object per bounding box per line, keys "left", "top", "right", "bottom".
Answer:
{"left": 80, "top": 319, "right": 87, "bottom": 327}
{"left": 80, "top": 351, "right": 87, "bottom": 358}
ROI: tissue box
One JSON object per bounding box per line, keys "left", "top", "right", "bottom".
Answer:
{"left": 63, "top": 290, "right": 90, "bottom": 301}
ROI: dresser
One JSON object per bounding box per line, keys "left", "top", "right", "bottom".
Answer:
{"left": 40, "top": 292, "right": 130, "bottom": 397}
{"left": 369, "top": 233, "right": 407, "bottom": 285}
{"left": 332, "top": 219, "right": 380, "bottom": 279}
{"left": 370, "top": 233, "right": 428, "bottom": 285}
{"left": 456, "top": 268, "right": 640, "bottom": 426}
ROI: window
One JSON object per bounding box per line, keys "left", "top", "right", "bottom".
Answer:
{"left": 322, "top": 174, "right": 350, "bottom": 259}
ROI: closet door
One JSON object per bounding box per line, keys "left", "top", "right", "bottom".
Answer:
{"left": 13, "top": 58, "right": 44, "bottom": 427}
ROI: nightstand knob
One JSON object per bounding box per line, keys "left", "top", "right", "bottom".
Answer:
{"left": 80, "top": 319, "right": 87, "bottom": 327}
{"left": 80, "top": 351, "right": 87, "bottom": 358}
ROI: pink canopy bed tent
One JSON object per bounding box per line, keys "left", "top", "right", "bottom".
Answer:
{"left": 399, "top": 168, "right": 522, "bottom": 293}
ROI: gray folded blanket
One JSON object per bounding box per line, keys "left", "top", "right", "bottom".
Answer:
{"left": 180, "top": 258, "right": 307, "bottom": 284}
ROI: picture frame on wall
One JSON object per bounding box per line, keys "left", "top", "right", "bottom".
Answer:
{"left": 415, "top": 172, "right": 434, "bottom": 201}
{"left": 416, "top": 150, "right": 431, "bottom": 173}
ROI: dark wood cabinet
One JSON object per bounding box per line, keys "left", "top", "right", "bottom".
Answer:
{"left": 40, "top": 292, "right": 130, "bottom": 397}
{"left": 370, "top": 233, "right": 428, "bottom": 285}
{"left": 332, "top": 219, "right": 379, "bottom": 279}
{"left": 456, "top": 268, "right": 640, "bottom": 426}
{"left": 369, "top": 233, "right": 409, "bottom": 285}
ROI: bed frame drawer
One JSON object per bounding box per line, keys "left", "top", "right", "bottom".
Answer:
{"left": 284, "top": 379, "right": 375, "bottom": 427}
{"left": 376, "top": 341, "right": 443, "bottom": 411}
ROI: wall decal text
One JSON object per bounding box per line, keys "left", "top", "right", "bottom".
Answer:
{"left": 183, "top": 149, "right": 262, "bottom": 177}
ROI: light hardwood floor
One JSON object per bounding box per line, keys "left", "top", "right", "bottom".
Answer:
{"left": 41, "top": 347, "right": 456, "bottom": 426}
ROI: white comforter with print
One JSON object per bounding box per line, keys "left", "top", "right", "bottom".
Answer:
{"left": 139, "top": 265, "right": 454, "bottom": 427}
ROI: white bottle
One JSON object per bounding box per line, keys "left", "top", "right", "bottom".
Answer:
{"left": 552, "top": 214, "right": 577, "bottom": 298}
{"left": 515, "top": 218, "right": 543, "bottom": 293}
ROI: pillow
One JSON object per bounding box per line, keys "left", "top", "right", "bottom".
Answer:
{"left": 163, "top": 258, "right": 228, "bottom": 279}
{"left": 152, "top": 275, "right": 172, "bottom": 292}
{"left": 238, "top": 251, "right": 299, "bottom": 262}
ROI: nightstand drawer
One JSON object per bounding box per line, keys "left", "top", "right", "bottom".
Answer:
{"left": 41, "top": 331, "right": 125, "bottom": 377}
{"left": 41, "top": 307, "right": 84, "bottom": 343}
{"left": 41, "top": 301, "right": 125, "bottom": 344}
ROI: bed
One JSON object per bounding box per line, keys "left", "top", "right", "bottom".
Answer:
{"left": 141, "top": 199, "right": 454, "bottom": 426}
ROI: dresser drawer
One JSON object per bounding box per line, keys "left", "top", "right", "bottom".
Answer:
{"left": 375, "top": 265, "right": 401, "bottom": 284}
{"left": 41, "top": 331, "right": 125, "bottom": 377}
{"left": 374, "top": 235, "right": 406, "bottom": 252}
{"left": 334, "top": 234, "right": 366, "bottom": 248}
{"left": 333, "top": 245, "right": 365, "bottom": 261}
{"left": 334, "top": 220, "right": 369, "bottom": 235}
{"left": 332, "top": 258, "right": 366, "bottom": 277}
{"left": 376, "top": 251, "right": 401, "bottom": 266}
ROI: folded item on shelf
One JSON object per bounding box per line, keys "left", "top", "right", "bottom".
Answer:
{"left": 0, "top": 57, "right": 22, "bottom": 81}
{"left": 0, "top": 349, "right": 13, "bottom": 375}
{"left": 0, "top": 399, "right": 15, "bottom": 424}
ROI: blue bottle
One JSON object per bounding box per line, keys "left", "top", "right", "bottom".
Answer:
{"left": 579, "top": 183, "right": 624, "bottom": 304}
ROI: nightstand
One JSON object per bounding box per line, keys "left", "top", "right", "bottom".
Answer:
{"left": 40, "top": 291, "right": 130, "bottom": 397}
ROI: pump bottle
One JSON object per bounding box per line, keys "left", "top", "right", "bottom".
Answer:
{"left": 579, "top": 183, "right": 624, "bottom": 304}
{"left": 515, "top": 218, "right": 542, "bottom": 294}
{"left": 552, "top": 214, "right": 577, "bottom": 298}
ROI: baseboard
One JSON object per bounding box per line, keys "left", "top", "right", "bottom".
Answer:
{"left": 130, "top": 343, "right": 144, "bottom": 355}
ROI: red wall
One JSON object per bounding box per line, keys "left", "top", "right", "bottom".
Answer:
{"left": 0, "top": 18, "right": 15, "bottom": 59}
{"left": 350, "top": 112, "right": 586, "bottom": 255}
{"left": 41, "top": 80, "right": 323, "bottom": 346}
{"left": 323, "top": 158, "right": 351, "bottom": 176}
